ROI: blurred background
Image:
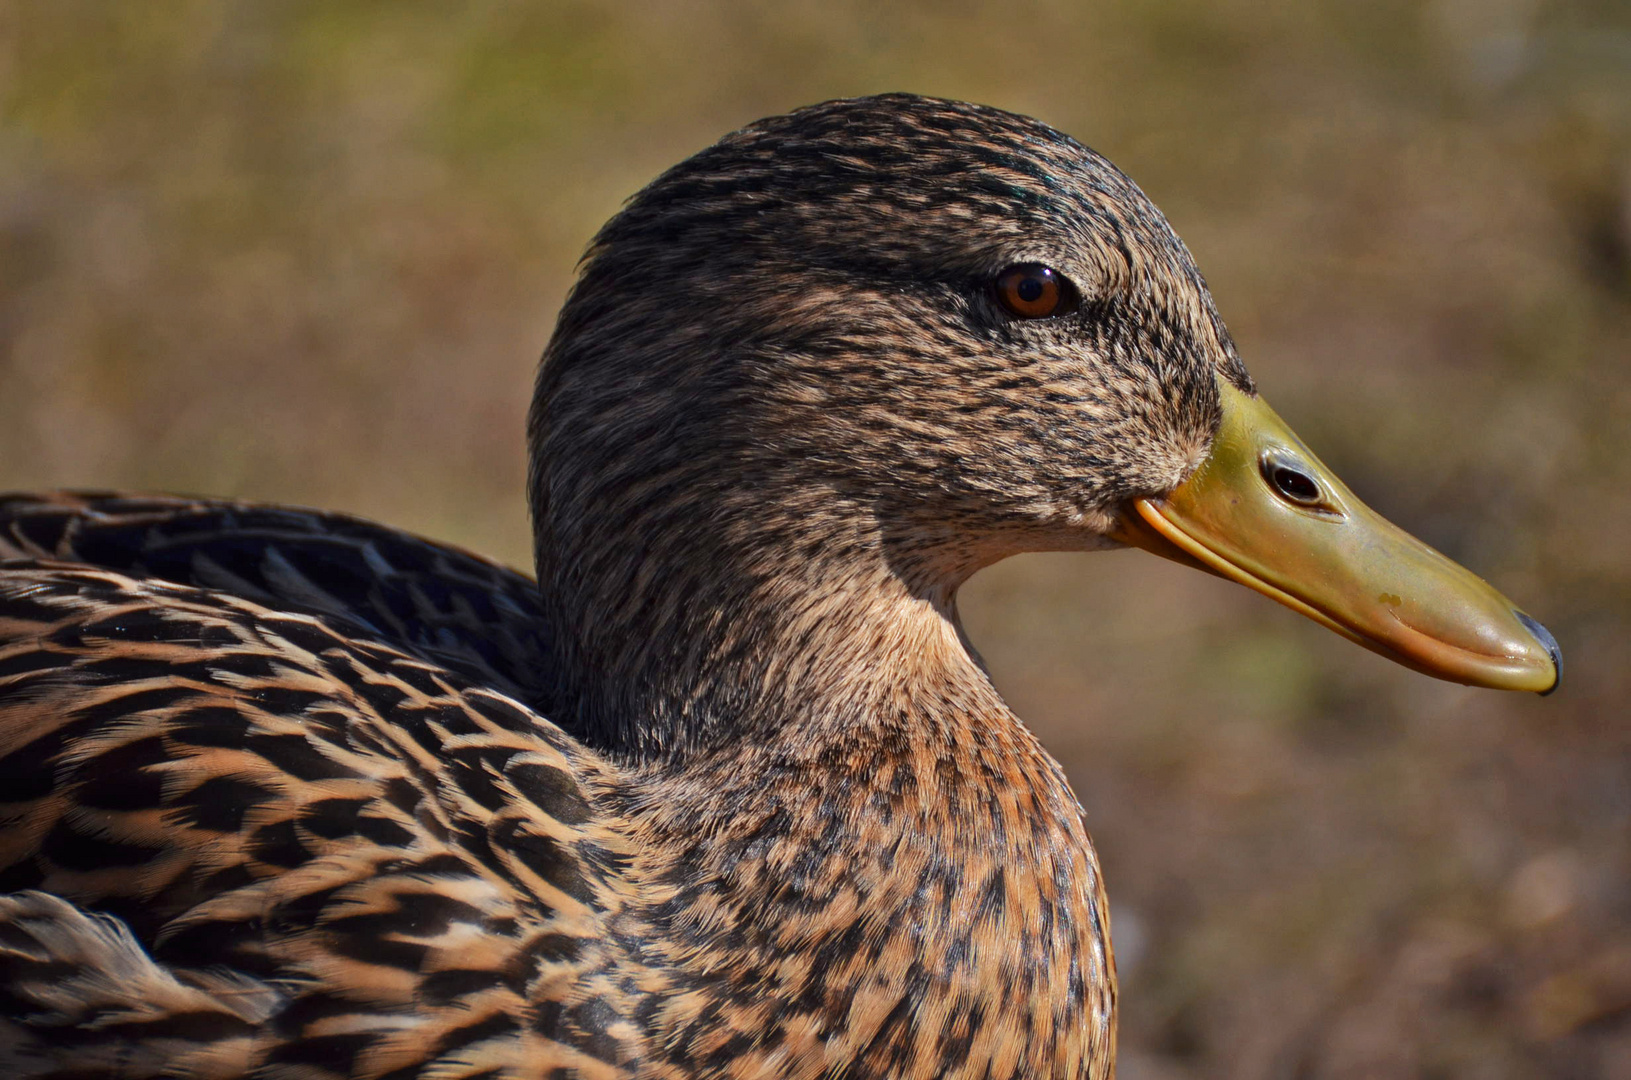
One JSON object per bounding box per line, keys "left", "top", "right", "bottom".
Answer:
{"left": 2, "top": 2, "right": 1628, "bottom": 1076}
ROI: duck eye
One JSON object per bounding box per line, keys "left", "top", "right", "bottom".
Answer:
{"left": 995, "top": 264, "right": 1073, "bottom": 319}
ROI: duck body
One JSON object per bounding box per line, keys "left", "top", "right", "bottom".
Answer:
{"left": 0, "top": 494, "right": 1110, "bottom": 1079}
{"left": 0, "top": 95, "right": 1557, "bottom": 1079}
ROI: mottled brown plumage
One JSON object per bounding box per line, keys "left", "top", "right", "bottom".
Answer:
{"left": 0, "top": 95, "right": 1264, "bottom": 1078}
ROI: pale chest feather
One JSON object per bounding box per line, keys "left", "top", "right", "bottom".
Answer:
{"left": 606, "top": 734, "right": 1117, "bottom": 1080}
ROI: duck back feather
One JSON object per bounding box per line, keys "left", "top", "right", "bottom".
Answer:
{"left": 0, "top": 559, "right": 633, "bottom": 1078}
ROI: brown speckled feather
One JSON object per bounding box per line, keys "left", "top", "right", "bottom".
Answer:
{"left": 0, "top": 94, "right": 1260, "bottom": 1078}
{"left": 0, "top": 564, "right": 635, "bottom": 1078}
{"left": 0, "top": 492, "right": 555, "bottom": 710}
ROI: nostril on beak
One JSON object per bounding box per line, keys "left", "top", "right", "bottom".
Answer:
{"left": 1514, "top": 610, "right": 1562, "bottom": 696}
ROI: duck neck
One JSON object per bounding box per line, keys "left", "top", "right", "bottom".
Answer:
{"left": 536, "top": 474, "right": 997, "bottom": 761}
{"left": 536, "top": 498, "right": 1117, "bottom": 1076}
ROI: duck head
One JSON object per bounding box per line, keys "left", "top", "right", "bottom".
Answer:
{"left": 530, "top": 94, "right": 1558, "bottom": 755}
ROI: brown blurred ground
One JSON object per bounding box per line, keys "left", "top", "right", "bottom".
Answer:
{"left": 2, "top": 2, "right": 1629, "bottom": 1077}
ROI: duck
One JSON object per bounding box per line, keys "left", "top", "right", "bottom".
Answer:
{"left": 0, "top": 94, "right": 1561, "bottom": 1080}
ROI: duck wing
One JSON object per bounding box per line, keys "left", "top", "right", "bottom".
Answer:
{"left": 0, "top": 562, "right": 634, "bottom": 1079}
{"left": 0, "top": 493, "right": 555, "bottom": 711}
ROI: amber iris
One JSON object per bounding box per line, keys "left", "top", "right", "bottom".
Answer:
{"left": 995, "top": 264, "right": 1071, "bottom": 318}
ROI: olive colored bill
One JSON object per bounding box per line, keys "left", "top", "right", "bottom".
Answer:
{"left": 1114, "top": 381, "right": 1561, "bottom": 694}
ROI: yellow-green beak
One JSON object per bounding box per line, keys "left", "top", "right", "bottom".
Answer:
{"left": 1116, "top": 382, "right": 1561, "bottom": 694}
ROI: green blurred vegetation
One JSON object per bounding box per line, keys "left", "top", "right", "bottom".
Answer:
{"left": 3, "top": 2, "right": 1629, "bottom": 1076}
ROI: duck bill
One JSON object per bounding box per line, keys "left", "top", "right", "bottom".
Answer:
{"left": 1114, "top": 382, "right": 1561, "bottom": 694}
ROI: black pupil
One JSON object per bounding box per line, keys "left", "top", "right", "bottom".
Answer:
{"left": 1017, "top": 275, "right": 1046, "bottom": 302}
{"left": 1272, "top": 466, "right": 1320, "bottom": 502}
